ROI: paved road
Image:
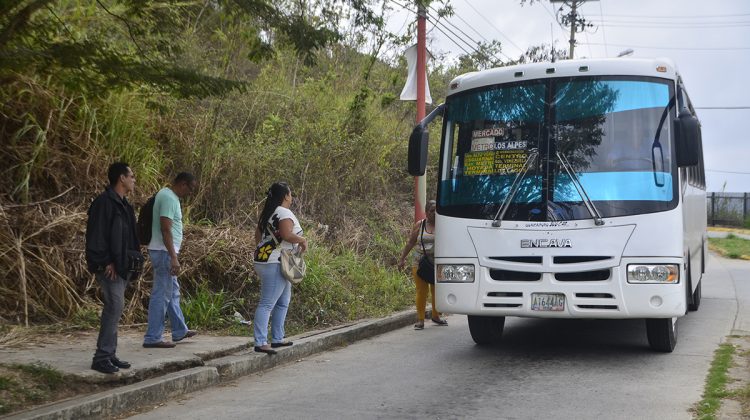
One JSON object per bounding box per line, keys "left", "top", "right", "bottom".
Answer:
{"left": 130, "top": 253, "right": 747, "bottom": 420}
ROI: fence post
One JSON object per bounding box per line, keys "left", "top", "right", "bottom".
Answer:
{"left": 711, "top": 192, "right": 716, "bottom": 226}
{"left": 745, "top": 192, "right": 748, "bottom": 226}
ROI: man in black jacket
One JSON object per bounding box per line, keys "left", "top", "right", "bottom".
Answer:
{"left": 86, "top": 162, "right": 140, "bottom": 374}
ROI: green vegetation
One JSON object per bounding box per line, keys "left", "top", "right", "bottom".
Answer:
{"left": 182, "top": 283, "right": 244, "bottom": 330}
{"left": 0, "top": 1, "right": 560, "bottom": 332}
{"left": 708, "top": 234, "right": 750, "bottom": 260}
{"left": 0, "top": 363, "right": 67, "bottom": 415}
{"left": 694, "top": 343, "right": 736, "bottom": 419}
{"left": 694, "top": 335, "right": 750, "bottom": 420}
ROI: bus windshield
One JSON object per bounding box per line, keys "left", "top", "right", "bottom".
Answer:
{"left": 438, "top": 76, "right": 677, "bottom": 221}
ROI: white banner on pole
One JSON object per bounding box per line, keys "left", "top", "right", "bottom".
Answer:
{"left": 399, "top": 44, "right": 432, "bottom": 104}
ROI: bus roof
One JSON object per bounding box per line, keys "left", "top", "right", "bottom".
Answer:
{"left": 447, "top": 57, "right": 679, "bottom": 95}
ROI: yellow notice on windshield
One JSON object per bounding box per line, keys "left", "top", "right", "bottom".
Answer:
{"left": 464, "top": 150, "right": 528, "bottom": 176}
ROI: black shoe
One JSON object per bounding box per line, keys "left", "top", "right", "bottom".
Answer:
{"left": 174, "top": 330, "right": 198, "bottom": 342}
{"left": 254, "top": 346, "right": 277, "bottom": 355}
{"left": 91, "top": 359, "right": 119, "bottom": 374}
{"left": 110, "top": 356, "right": 131, "bottom": 369}
{"left": 142, "top": 341, "right": 176, "bottom": 348}
{"left": 271, "top": 341, "right": 293, "bottom": 348}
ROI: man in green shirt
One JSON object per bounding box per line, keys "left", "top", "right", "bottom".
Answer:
{"left": 143, "top": 173, "right": 198, "bottom": 348}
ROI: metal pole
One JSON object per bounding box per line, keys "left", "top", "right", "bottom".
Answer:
{"left": 414, "top": 3, "right": 427, "bottom": 222}
{"left": 744, "top": 192, "right": 748, "bottom": 225}
{"left": 711, "top": 192, "right": 716, "bottom": 226}
{"left": 568, "top": 0, "right": 577, "bottom": 59}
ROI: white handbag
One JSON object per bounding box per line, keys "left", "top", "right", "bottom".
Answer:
{"left": 280, "top": 247, "right": 306, "bottom": 284}
{"left": 266, "top": 225, "right": 306, "bottom": 284}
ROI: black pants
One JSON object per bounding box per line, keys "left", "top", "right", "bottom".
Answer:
{"left": 93, "top": 272, "right": 128, "bottom": 362}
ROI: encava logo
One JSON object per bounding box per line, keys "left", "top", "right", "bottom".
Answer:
{"left": 520, "top": 239, "right": 572, "bottom": 248}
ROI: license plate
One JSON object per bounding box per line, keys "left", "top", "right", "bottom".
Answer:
{"left": 531, "top": 293, "right": 565, "bottom": 311}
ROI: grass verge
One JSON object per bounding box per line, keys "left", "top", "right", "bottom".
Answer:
{"left": 694, "top": 343, "right": 736, "bottom": 419}
{"left": 0, "top": 363, "right": 87, "bottom": 415}
{"left": 707, "top": 234, "right": 750, "bottom": 260}
{"left": 693, "top": 335, "right": 750, "bottom": 419}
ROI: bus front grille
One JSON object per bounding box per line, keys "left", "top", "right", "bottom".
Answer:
{"left": 484, "top": 303, "right": 523, "bottom": 308}
{"left": 554, "top": 269, "right": 611, "bottom": 281}
{"left": 574, "top": 292, "right": 619, "bottom": 311}
{"left": 489, "top": 269, "right": 542, "bottom": 281}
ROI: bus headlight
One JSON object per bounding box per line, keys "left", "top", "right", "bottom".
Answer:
{"left": 626, "top": 264, "right": 679, "bottom": 284}
{"left": 437, "top": 264, "right": 475, "bottom": 283}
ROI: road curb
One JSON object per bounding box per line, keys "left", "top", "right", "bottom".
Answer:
{"left": 6, "top": 367, "right": 220, "bottom": 420}
{"left": 7, "top": 310, "right": 417, "bottom": 419}
{"left": 208, "top": 310, "right": 416, "bottom": 381}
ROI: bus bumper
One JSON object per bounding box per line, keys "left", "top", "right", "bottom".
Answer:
{"left": 435, "top": 257, "right": 686, "bottom": 319}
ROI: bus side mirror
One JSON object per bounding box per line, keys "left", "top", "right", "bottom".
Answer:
{"left": 408, "top": 126, "right": 428, "bottom": 176}
{"left": 674, "top": 110, "right": 700, "bottom": 167}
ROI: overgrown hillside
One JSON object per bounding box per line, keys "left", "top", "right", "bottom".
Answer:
{"left": 0, "top": 0, "right": 556, "bottom": 332}
{"left": 0, "top": 0, "right": 455, "bottom": 333}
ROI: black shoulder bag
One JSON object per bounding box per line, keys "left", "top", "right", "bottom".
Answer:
{"left": 416, "top": 220, "right": 435, "bottom": 284}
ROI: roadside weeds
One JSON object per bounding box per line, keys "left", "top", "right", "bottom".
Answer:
{"left": 0, "top": 363, "right": 99, "bottom": 416}
{"left": 693, "top": 334, "right": 750, "bottom": 419}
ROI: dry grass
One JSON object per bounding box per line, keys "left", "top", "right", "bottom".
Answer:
{"left": 0, "top": 67, "right": 414, "bottom": 330}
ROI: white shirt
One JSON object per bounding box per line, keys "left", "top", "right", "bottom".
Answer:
{"left": 254, "top": 206, "right": 303, "bottom": 264}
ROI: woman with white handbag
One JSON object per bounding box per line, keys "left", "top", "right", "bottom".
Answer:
{"left": 252, "top": 182, "right": 307, "bottom": 354}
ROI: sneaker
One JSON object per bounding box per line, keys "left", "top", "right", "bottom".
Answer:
{"left": 91, "top": 359, "right": 119, "bottom": 374}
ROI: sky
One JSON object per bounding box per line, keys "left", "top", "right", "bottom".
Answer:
{"left": 385, "top": 0, "right": 750, "bottom": 192}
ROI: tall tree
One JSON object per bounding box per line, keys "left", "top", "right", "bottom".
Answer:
{"left": 0, "top": 0, "right": 381, "bottom": 98}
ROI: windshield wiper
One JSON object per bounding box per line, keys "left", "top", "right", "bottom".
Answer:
{"left": 491, "top": 148, "right": 539, "bottom": 227}
{"left": 556, "top": 152, "right": 604, "bottom": 226}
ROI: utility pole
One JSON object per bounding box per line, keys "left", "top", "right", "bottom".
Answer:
{"left": 551, "top": 0, "right": 597, "bottom": 59}
{"left": 414, "top": 2, "right": 427, "bottom": 222}
{"left": 567, "top": 0, "right": 577, "bottom": 59}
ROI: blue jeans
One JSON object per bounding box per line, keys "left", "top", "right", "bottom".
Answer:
{"left": 253, "top": 263, "right": 292, "bottom": 346}
{"left": 144, "top": 250, "right": 189, "bottom": 344}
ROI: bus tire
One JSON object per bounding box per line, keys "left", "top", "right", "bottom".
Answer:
{"left": 468, "top": 315, "right": 505, "bottom": 345}
{"left": 688, "top": 279, "right": 701, "bottom": 312}
{"left": 646, "top": 317, "right": 677, "bottom": 352}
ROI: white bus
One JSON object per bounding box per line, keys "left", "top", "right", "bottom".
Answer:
{"left": 408, "top": 58, "right": 706, "bottom": 352}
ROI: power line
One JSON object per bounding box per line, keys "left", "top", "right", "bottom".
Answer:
{"left": 387, "top": 0, "right": 491, "bottom": 61}
{"left": 589, "top": 19, "right": 750, "bottom": 25}
{"left": 445, "top": 7, "right": 514, "bottom": 62}
{"left": 597, "top": 0, "right": 608, "bottom": 57}
{"left": 539, "top": 1, "right": 566, "bottom": 32}
{"left": 386, "top": 0, "right": 415, "bottom": 17}
{"left": 539, "top": 0, "right": 559, "bottom": 22}
{"left": 589, "top": 22, "right": 750, "bottom": 29}
{"left": 428, "top": 6, "right": 508, "bottom": 63}
{"left": 599, "top": 12, "right": 750, "bottom": 19}
{"left": 428, "top": 19, "right": 473, "bottom": 57}
{"left": 695, "top": 106, "right": 750, "bottom": 110}
{"left": 592, "top": 18, "right": 750, "bottom": 25}
{"left": 707, "top": 169, "right": 750, "bottom": 175}
{"left": 464, "top": 0, "right": 525, "bottom": 55}
{"left": 429, "top": 14, "right": 484, "bottom": 57}
{"left": 580, "top": 42, "right": 750, "bottom": 51}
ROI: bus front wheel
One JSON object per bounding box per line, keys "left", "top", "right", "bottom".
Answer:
{"left": 688, "top": 279, "right": 702, "bottom": 311}
{"left": 468, "top": 315, "right": 505, "bottom": 345}
{"left": 646, "top": 317, "right": 677, "bottom": 352}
